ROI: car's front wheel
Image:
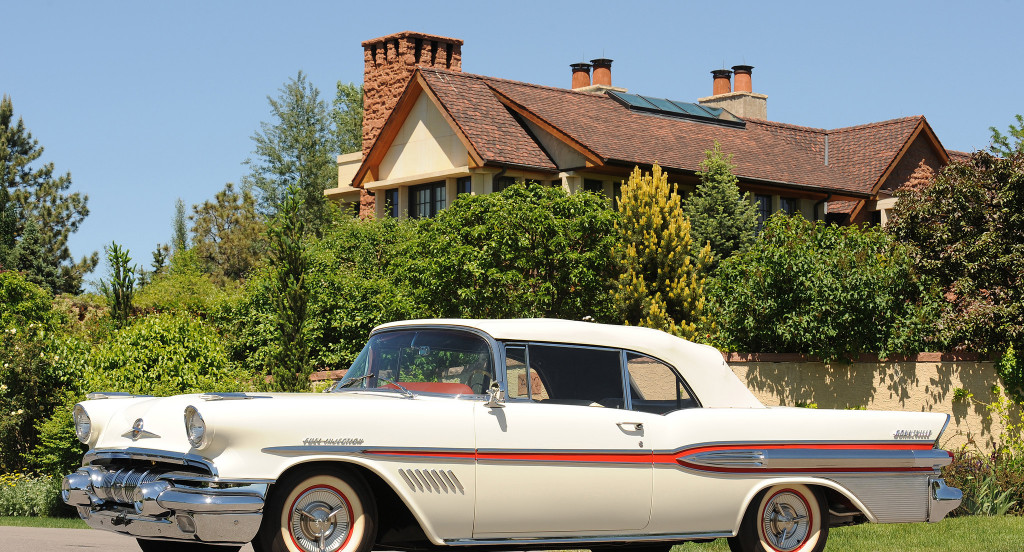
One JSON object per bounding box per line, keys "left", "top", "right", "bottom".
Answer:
{"left": 253, "top": 468, "right": 377, "bottom": 552}
{"left": 728, "top": 484, "right": 828, "bottom": 552}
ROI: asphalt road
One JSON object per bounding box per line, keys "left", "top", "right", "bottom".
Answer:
{"left": 0, "top": 526, "right": 256, "bottom": 551}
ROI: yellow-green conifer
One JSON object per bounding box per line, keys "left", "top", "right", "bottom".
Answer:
{"left": 613, "top": 164, "right": 713, "bottom": 340}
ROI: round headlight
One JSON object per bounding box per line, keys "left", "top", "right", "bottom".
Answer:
{"left": 73, "top": 404, "right": 91, "bottom": 444}
{"left": 184, "top": 406, "right": 206, "bottom": 448}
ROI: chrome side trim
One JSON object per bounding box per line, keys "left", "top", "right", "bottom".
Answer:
{"left": 444, "top": 532, "right": 732, "bottom": 546}
{"left": 655, "top": 439, "right": 939, "bottom": 454}
{"left": 398, "top": 469, "right": 465, "bottom": 494}
{"left": 829, "top": 474, "right": 931, "bottom": 523}
{"left": 681, "top": 448, "right": 952, "bottom": 471}
{"left": 686, "top": 450, "right": 765, "bottom": 468}
{"left": 86, "top": 392, "right": 152, "bottom": 400}
{"left": 84, "top": 448, "right": 217, "bottom": 475}
{"left": 261, "top": 445, "right": 477, "bottom": 458}
{"left": 200, "top": 392, "right": 269, "bottom": 401}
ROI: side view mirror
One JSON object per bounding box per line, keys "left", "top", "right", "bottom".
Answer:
{"left": 484, "top": 381, "right": 505, "bottom": 408}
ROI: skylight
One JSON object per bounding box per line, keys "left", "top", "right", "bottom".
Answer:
{"left": 607, "top": 91, "right": 745, "bottom": 128}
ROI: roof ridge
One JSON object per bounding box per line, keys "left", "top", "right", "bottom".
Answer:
{"left": 420, "top": 67, "right": 614, "bottom": 98}
{"left": 827, "top": 115, "right": 923, "bottom": 134}
{"left": 745, "top": 118, "right": 826, "bottom": 134}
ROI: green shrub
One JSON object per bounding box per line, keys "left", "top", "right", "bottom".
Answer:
{"left": 0, "top": 472, "right": 65, "bottom": 517}
{"left": 0, "top": 270, "right": 63, "bottom": 331}
{"left": 709, "top": 215, "right": 941, "bottom": 362}
{"left": 86, "top": 312, "right": 255, "bottom": 395}
{"left": 942, "top": 449, "right": 1024, "bottom": 516}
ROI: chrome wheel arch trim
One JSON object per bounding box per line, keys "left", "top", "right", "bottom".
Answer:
{"left": 730, "top": 476, "right": 880, "bottom": 533}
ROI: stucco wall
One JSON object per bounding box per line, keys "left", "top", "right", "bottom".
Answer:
{"left": 728, "top": 359, "right": 1014, "bottom": 452}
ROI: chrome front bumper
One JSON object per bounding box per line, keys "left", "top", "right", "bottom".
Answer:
{"left": 62, "top": 465, "right": 270, "bottom": 545}
{"left": 927, "top": 477, "right": 962, "bottom": 522}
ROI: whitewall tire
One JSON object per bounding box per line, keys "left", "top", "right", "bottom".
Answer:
{"left": 728, "top": 484, "right": 828, "bottom": 552}
{"left": 254, "top": 468, "right": 377, "bottom": 552}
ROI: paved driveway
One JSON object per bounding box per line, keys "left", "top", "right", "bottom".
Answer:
{"left": 0, "top": 526, "right": 255, "bottom": 551}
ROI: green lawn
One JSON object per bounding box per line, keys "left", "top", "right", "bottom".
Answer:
{"left": 674, "top": 516, "right": 1024, "bottom": 552}
{"left": 0, "top": 515, "right": 1020, "bottom": 551}
{"left": 0, "top": 516, "right": 88, "bottom": 529}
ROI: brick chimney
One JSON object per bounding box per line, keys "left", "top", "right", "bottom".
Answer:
{"left": 699, "top": 64, "right": 767, "bottom": 120}
{"left": 591, "top": 58, "right": 613, "bottom": 86}
{"left": 362, "top": 31, "right": 463, "bottom": 154}
{"left": 571, "top": 62, "right": 592, "bottom": 89}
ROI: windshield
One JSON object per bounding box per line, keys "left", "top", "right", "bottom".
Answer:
{"left": 334, "top": 329, "right": 494, "bottom": 395}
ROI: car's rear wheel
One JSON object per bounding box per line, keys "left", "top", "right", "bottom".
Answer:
{"left": 136, "top": 539, "right": 241, "bottom": 551}
{"left": 728, "top": 484, "right": 828, "bottom": 552}
{"left": 253, "top": 468, "right": 377, "bottom": 552}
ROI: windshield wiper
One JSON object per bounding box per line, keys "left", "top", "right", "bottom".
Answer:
{"left": 332, "top": 373, "right": 414, "bottom": 398}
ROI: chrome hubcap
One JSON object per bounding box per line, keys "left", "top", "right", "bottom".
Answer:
{"left": 761, "top": 491, "right": 810, "bottom": 551}
{"left": 290, "top": 487, "right": 351, "bottom": 552}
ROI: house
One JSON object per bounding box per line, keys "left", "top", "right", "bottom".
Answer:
{"left": 326, "top": 31, "right": 965, "bottom": 226}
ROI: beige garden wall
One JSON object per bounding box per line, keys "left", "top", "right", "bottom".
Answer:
{"left": 727, "top": 356, "right": 1014, "bottom": 452}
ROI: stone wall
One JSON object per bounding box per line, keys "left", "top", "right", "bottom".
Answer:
{"left": 727, "top": 355, "right": 1014, "bottom": 452}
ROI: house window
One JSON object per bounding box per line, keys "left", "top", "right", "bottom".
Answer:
{"left": 780, "top": 197, "right": 799, "bottom": 216}
{"left": 493, "top": 176, "right": 516, "bottom": 193}
{"left": 410, "top": 181, "right": 446, "bottom": 218}
{"left": 384, "top": 189, "right": 400, "bottom": 218}
{"left": 755, "top": 194, "right": 771, "bottom": 226}
{"left": 584, "top": 179, "right": 604, "bottom": 194}
{"left": 457, "top": 176, "right": 472, "bottom": 196}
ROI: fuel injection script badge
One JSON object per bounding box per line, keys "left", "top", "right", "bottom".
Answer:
{"left": 302, "top": 437, "right": 365, "bottom": 446}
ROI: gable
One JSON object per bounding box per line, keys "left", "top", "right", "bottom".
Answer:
{"left": 378, "top": 92, "right": 469, "bottom": 181}
{"left": 877, "top": 129, "right": 945, "bottom": 194}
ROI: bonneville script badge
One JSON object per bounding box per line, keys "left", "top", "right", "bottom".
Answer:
{"left": 893, "top": 429, "right": 932, "bottom": 440}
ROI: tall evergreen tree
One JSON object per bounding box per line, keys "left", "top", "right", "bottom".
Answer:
{"left": 683, "top": 141, "right": 759, "bottom": 265}
{"left": 101, "top": 242, "right": 136, "bottom": 328}
{"left": 172, "top": 198, "right": 188, "bottom": 253}
{"left": 0, "top": 185, "right": 15, "bottom": 268}
{"left": 266, "top": 187, "right": 310, "bottom": 391}
{"left": 244, "top": 71, "right": 336, "bottom": 232}
{"left": 613, "top": 164, "right": 713, "bottom": 341}
{"left": 333, "top": 82, "right": 364, "bottom": 155}
{"left": 0, "top": 95, "right": 97, "bottom": 293}
{"left": 7, "top": 219, "right": 60, "bottom": 291}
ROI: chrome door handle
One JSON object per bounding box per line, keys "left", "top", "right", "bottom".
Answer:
{"left": 616, "top": 422, "right": 643, "bottom": 431}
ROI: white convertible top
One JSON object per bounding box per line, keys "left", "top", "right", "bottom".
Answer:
{"left": 374, "top": 318, "right": 764, "bottom": 409}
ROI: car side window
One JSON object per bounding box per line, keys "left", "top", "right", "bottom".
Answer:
{"left": 626, "top": 352, "right": 697, "bottom": 414}
{"left": 504, "top": 343, "right": 622, "bottom": 407}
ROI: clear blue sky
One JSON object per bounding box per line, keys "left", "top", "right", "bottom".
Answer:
{"left": 3, "top": 0, "right": 1022, "bottom": 286}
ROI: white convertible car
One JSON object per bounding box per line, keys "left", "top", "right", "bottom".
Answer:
{"left": 63, "top": 319, "right": 961, "bottom": 552}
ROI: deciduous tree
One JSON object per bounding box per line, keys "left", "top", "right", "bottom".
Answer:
{"left": 613, "top": 164, "right": 713, "bottom": 340}
{"left": 333, "top": 82, "right": 363, "bottom": 155}
{"left": 0, "top": 95, "right": 97, "bottom": 293}
{"left": 888, "top": 143, "right": 1024, "bottom": 353}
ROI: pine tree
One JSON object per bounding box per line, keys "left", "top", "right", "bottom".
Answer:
{"left": 333, "top": 82, "right": 363, "bottom": 155}
{"left": 683, "top": 141, "right": 759, "bottom": 265}
{"left": 7, "top": 219, "right": 60, "bottom": 291}
{"left": 190, "top": 182, "right": 267, "bottom": 283}
{"left": 244, "top": 71, "right": 336, "bottom": 233}
{"left": 1, "top": 95, "right": 97, "bottom": 293}
{"left": 613, "top": 164, "right": 713, "bottom": 341}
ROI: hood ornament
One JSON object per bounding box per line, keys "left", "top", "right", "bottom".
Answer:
{"left": 123, "top": 418, "right": 159, "bottom": 441}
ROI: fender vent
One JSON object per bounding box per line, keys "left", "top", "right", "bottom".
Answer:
{"left": 399, "top": 469, "right": 464, "bottom": 494}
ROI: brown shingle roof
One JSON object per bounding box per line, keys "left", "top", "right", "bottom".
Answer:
{"left": 421, "top": 70, "right": 556, "bottom": 170}
{"left": 416, "top": 68, "right": 941, "bottom": 198}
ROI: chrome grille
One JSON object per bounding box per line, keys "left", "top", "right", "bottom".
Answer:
{"left": 95, "top": 468, "right": 163, "bottom": 505}
{"left": 398, "top": 469, "right": 464, "bottom": 494}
